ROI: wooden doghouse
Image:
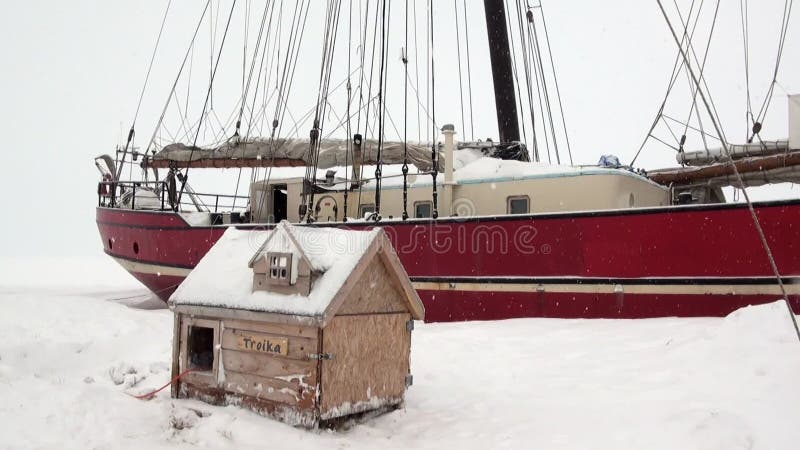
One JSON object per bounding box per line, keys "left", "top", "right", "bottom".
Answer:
{"left": 168, "top": 222, "right": 424, "bottom": 427}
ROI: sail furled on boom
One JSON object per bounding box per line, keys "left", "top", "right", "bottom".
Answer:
{"left": 144, "top": 138, "right": 529, "bottom": 171}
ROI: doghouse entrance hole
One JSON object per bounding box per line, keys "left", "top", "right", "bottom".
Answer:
{"left": 187, "top": 326, "right": 214, "bottom": 372}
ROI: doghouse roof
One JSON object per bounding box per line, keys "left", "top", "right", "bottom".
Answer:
{"left": 170, "top": 222, "right": 423, "bottom": 324}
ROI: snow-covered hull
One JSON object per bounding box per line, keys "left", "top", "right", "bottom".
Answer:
{"left": 96, "top": 200, "right": 800, "bottom": 322}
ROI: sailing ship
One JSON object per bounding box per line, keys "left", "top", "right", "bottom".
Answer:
{"left": 95, "top": 0, "right": 800, "bottom": 322}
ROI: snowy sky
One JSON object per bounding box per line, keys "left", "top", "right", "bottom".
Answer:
{"left": 0, "top": 0, "right": 797, "bottom": 258}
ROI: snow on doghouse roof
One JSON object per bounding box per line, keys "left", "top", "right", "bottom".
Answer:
{"left": 170, "top": 222, "right": 385, "bottom": 317}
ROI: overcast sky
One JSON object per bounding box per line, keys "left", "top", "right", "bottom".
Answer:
{"left": 0, "top": 0, "right": 797, "bottom": 259}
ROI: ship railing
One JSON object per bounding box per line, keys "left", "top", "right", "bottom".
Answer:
{"left": 97, "top": 180, "right": 250, "bottom": 213}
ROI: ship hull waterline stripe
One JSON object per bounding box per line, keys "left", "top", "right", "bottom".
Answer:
{"left": 111, "top": 256, "right": 192, "bottom": 278}
{"left": 414, "top": 281, "right": 800, "bottom": 296}
{"left": 111, "top": 256, "right": 800, "bottom": 297}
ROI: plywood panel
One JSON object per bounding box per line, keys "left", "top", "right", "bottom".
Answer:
{"left": 320, "top": 313, "right": 410, "bottom": 419}
{"left": 221, "top": 328, "right": 315, "bottom": 361}
{"left": 222, "top": 349, "right": 317, "bottom": 385}
{"left": 222, "top": 370, "right": 315, "bottom": 409}
{"left": 335, "top": 260, "right": 408, "bottom": 316}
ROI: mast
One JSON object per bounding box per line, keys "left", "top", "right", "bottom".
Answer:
{"left": 483, "top": 0, "right": 520, "bottom": 143}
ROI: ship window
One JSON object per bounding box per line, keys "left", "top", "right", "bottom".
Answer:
{"left": 507, "top": 196, "right": 530, "bottom": 214}
{"left": 187, "top": 326, "right": 214, "bottom": 372}
{"left": 267, "top": 252, "right": 292, "bottom": 285}
{"left": 629, "top": 193, "right": 635, "bottom": 207}
{"left": 414, "top": 201, "right": 433, "bottom": 218}
{"left": 359, "top": 204, "right": 375, "bottom": 218}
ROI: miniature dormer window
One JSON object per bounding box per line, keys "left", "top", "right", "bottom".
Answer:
{"left": 267, "top": 252, "right": 293, "bottom": 286}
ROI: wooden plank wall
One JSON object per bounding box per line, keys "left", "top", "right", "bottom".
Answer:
{"left": 219, "top": 319, "right": 319, "bottom": 411}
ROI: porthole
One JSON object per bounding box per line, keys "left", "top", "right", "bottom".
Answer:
{"left": 133, "top": 242, "right": 140, "bottom": 255}
{"left": 108, "top": 238, "right": 113, "bottom": 250}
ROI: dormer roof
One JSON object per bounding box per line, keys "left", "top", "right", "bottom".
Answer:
{"left": 247, "top": 221, "right": 314, "bottom": 272}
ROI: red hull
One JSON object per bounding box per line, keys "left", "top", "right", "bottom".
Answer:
{"left": 97, "top": 201, "right": 800, "bottom": 322}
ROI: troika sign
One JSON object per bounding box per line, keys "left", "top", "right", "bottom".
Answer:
{"left": 236, "top": 332, "right": 289, "bottom": 356}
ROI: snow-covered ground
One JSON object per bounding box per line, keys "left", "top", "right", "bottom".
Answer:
{"left": 2, "top": 261, "right": 800, "bottom": 449}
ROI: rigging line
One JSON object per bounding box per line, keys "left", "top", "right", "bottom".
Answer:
{"left": 404, "top": 70, "right": 437, "bottom": 127}
{"left": 661, "top": 113, "right": 721, "bottom": 142}
{"left": 426, "top": 0, "right": 430, "bottom": 143}
{"left": 245, "top": 0, "right": 278, "bottom": 136}
{"left": 661, "top": 114, "right": 681, "bottom": 145}
{"left": 520, "top": 3, "right": 546, "bottom": 162}
{"left": 463, "top": 0, "right": 475, "bottom": 141}
{"left": 271, "top": 0, "right": 304, "bottom": 130}
{"left": 258, "top": 1, "right": 310, "bottom": 217}
{"left": 178, "top": 0, "right": 238, "bottom": 206}
{"left": 361, "top": 1, "right": 381, "bottom": 139}
{"left": 242, "top": 0, "right": 249, "bottom": 103}
{"left": 185, "top": 43, "right": 194, "bottom": 129}
{"left": 269, "top": 1, "right": 301, "bottom": 137}
{"left": 528, "top": 4, "right": 560, "bottom": 164}
{"left": 344, "top": 0, "right": 353, "bottom": 221}
{"left": 537, "top": 1, "right": 573, "bottom": 165}
{"left": 629, "top": 0, "right": 701, "bottom": 166}
{"left": 413, "top": 0, "right": 422, "bottom": 141}
{"left": 649, "top": 133, "right": 680, "bottom": 152}
{"left": 754, "top": 0, "right": 794, "bottom": 125}
{"left": 255, "top": 0, "right": 280, "bottom": 143}
{"left": 739, "top": 0, "right": 753, "bottom": 137}
{"left": 132, "top": 0, "right": 172, "bottom": 127}
{"left": 359, "top": 0, "right": 382, "bottom": 197}
{"left": 283, "top": 68, "right": 361, "bottom": 138}
{"left": 504, "top": 0, "right": 531, "bottom": 158}
{"left": 270, "top": 0, "right": 311, "bottom": 149}
{"left": 668, "top": 0, "right": 704, "bottom": 153}
{"left": 679, "top": 0, "right": 720, "bottom": 151}
{"left": 383, "top": 106, "right": 409, "bottom": 142}
{"left": 517, "top": 3, "right": 541, "bottom": 162}
{"left": 676, "top": 0, "right": 720, "bottom": 130}
{"left": 681, "top": 62, "right": 710, "bottom": 152}
{"left": 323, "top": 93, "right": 375, "bottom": 139}
{"left": 355, "top": 0, "right": 371, "bottom": 132}
{"left": 116, "top": 0, "right": 173, "bottom": 180}
{"left": 144, "top": 1, "right": 211, "bottom": 158}
{"left": 520, "top": 3, "right": 542, "bottom": 155}
{"left": 277, "top": 3, "right": 311, "bottom": 138}
{"left": 309, "top": 0, "right": 345, "bottom": 216}
{"left": 233, "top": 0, "right": 274, "bottom": 211}
{"left": 209, "top": 0, "right": 221, "bottom": 111}
{"left": 429, "top": 0, "right": 439, "bottom": 219}
{"left": 658, "top": 0, "right": 800, "bottom": 344}
{"left": 259, "top": 0, "right": 311, "bottom": 218}
{"left": 236, "top": 0, "right": 271, "bottom": 133}
{"left": 670, "top": 0, "right": 728, "bottom": 145}
{"left": 170, "top": 86, "right": 193, "bottom": 142}
{"left": 402, "top": 0, "right": 409, "bottom": 220}
{"left": 373, "top": 0, "right": 389, "bottom": 220}
{"left": 453, "top": 0, "right": 466, "bottom": 138}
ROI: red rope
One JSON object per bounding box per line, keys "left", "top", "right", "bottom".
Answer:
{"left": 128, "top": 368, "right": 195, "bottom": 400}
